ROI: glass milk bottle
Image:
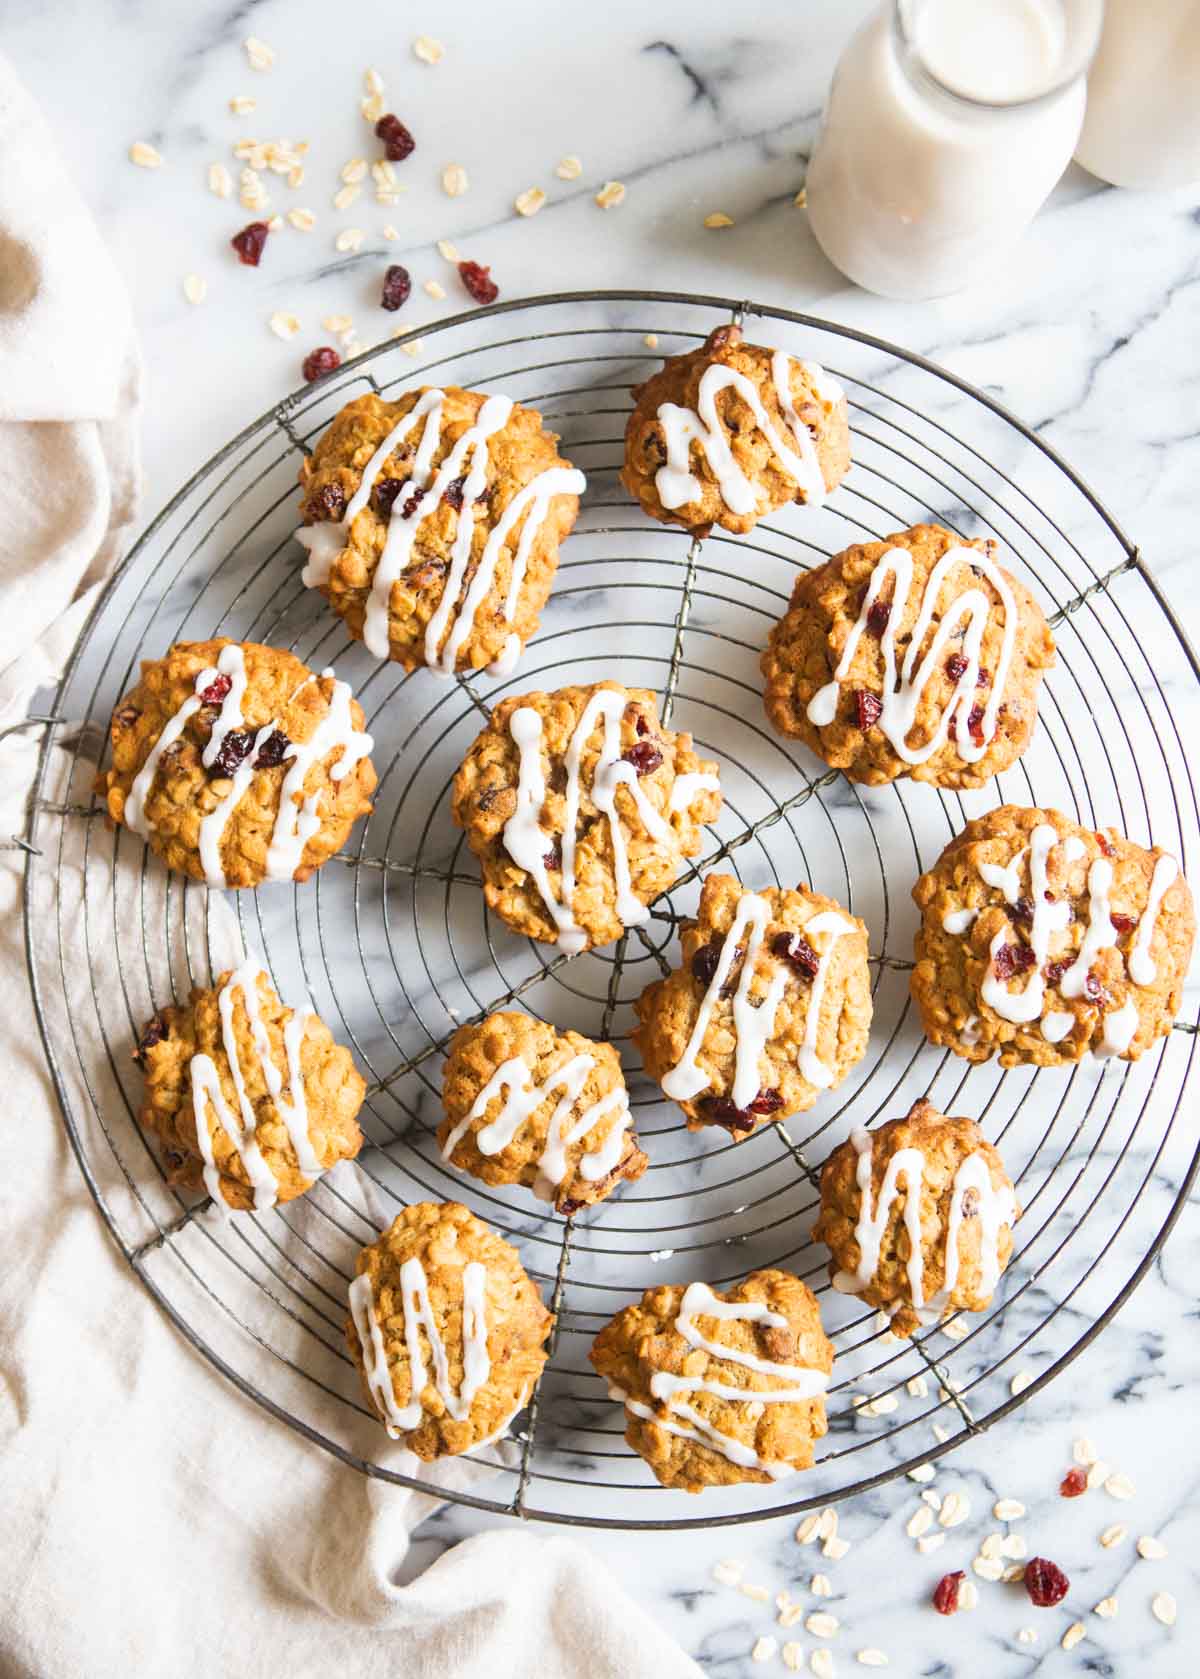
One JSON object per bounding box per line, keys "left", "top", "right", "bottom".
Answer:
{"left": 805, "top": 0, "right": 1103, "bottom": 300}
{"left": 1075, "top": 0, "right": 1200, "bottom": 188}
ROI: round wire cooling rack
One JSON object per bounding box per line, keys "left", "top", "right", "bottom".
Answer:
{"left": 17, "top": 289, "right": 1200, "bottom": 1531}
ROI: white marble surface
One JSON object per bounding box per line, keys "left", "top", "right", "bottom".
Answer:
{"left": 7, "top": 0, "right": 1200, "bottom": 1670}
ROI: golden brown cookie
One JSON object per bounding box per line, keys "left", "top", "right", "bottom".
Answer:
{"left": 101, "top": 639, "right": 376, "bottom": 888}
{"left": 451, "top": 681, "right": 722, "bottom": 954}
{"left": 912, "top": 805, "right": 1195, "bottom": 1067}
{"left": 634, "top": 873, "right": 872, "bottom": 1134}
{"left": 439, "top": 1011, "right": 647, "bottom": 1213}
{"left": 621, "top": 324, "right": 851, "bottom": 535}
{"left": 296, "top": 387, "right": 584, "bottom": 676}
{"left": 134, "top": 956, "right": 365, "bottom": 1211}
{"left": 761, "top": 523, "right": 1055, "bottom": 788}
{"left": 813, "top": 1098, "right": 1018, "bottom": 1337}
{"left": 589, "top": 1269, "right": 833, "bottom": 1492}
{"left": 346, "top": 1201, "right": 553, "bottom": 1458}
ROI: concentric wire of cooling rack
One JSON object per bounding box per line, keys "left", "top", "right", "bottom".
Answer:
{"left": 15, "top": 290, "right": 1200, "bottom": 1530}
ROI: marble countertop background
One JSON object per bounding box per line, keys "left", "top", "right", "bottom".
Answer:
{"left": 6, "top": 0, "right": 1199, "bottom": 1670}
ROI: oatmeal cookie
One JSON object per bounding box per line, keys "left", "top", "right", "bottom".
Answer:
{"left": 913, "top": 804, "right": 1195, "bottom": 1066}
{"left": 451, "top": 681, "right": 722, "bottom": 954}
{"left": 634, "top": 873, "right": 872, "bottom": 1134}
{"left": 589, "top": 1269, "right": 833, "bottom": 1492}
{"left": 439, "top": 1011, "right": 647, "bottom": 1213}
{"left": 761, "top": 523, "right": 1055, "bottom": 788}
{"left": 134, "top": 957, "right": 365, "bottom": 1211}
{"left": 101, "top": 639, "right": 376, "bottom": 888}
{"left": 346, "top": 1201, "right": 553, "bottom": 1458}
{"left": 296, "top": 387, "right": 584, "bottom": 676}
{"left": 621, "top": 324, "right": 851, "bottom": 535}
{"left": 813, "top": 1098, "right": 1018, "bottom": 1337}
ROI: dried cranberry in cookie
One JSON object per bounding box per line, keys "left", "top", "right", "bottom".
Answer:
{"left": 912, "top": 804, "right": 1195, "bottom": 1067}
{"left": 589, "top": 1268, "right": 834, "bottom": 1492}
{"left": 633, "top": 873, "right": 872, "bottom": 1133}
{"left": 451, "top": 682, "right": 722, "bottom": 954}
{"left": 762, "top": 523, "right": 1055, "bottom": 789}
{"left": 621, "top": 323, "right": 851, "bottom": 535}
{"left": 813, "top": 1098, "right": 1018, "bottom": 1338}
{"left": 295, "top": 386, "right": 584, "bottom": 677}
{"left": 101, "top": 639, "right": 376, "bottom": 888}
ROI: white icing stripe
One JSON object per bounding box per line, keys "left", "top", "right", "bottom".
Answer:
{"left": 661, "top": 895, "right": 852, "bottom": 1109}
{"left": 1097, "top": 998, "right": 1139, "bottom": 1058}
{"left": 805, "top": 541, "right": 1018, "bottom": 767}
{"left": 348, "top": 1272, "right": 411, "bottom": 1438}
{"left": 979, "top": 822, "right": 1067, "bottom": 1026}
{"left": 199, "top": 720, "right": 277, "bottom": 886}
{"left": 834, "top": 1128, "right": 1016, "bottom": 1319}
{"left": 125, "top": 696, "right": 201, "bottom": 835}
{"left": 942, "top": 907, "right": 977, "bottom": 935}
{"left": 502, "top": 691, "right": 707, "bottom": 953}
{"left": 296, "top": 385, "right": 584, "bottom": 675}
{"left": 1128, "top": 855, "right": 1178, "bottom": 986}
{"left": 265, "top": 668, "right": 373, "bottom": 882}
{"left": 396, "top": 1257, "right": 490, "bottom": 1429}
{"left": 440, "top": 1051, "right": 632, "bottom": 1198}
{"left": 611, "top": 1281, "right": 829, "bottom": 1480}
{"left": 655, "top": 349, "right": 834, "bottom": 516}
{"left": 667, "top": 771, "right": 721, "bottom": 815}
{"left": 188, "top": 955, "right": 327, "bottom": 1210}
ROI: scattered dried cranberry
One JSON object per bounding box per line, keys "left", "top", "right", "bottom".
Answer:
{"left": 1083, "top": 971, "right": 1113, "bottom": 1006}
{"left": 1096, "top": 831, "right": 1115, "bottom": 858}
{"left": 691, "top": 940, "right": 723, "bottom": 988}
{"left": 866, "top": 599, "right": 891, "bottom": 638}
{"left": 855, "top": 689, "right": 883, "bottom": 731}
{"left": 993, "top": 942, "right": 1036, "bottom": 981}
{"left": 1060, "top": 1466, "right": 1088, "bottom": 1498}
{"left": 316, "top": 481, "right": 346, "bottom": 519}
{"left": 967, "top": 703, "right": 986, "bottom": 743}
{"left": 1044, "top": 957, "right": 1071, "bottom": 986}
{"left": 444, "top": 474, "right": 468, "bottom": 511}
{"left": 703, "top": 1096, "right": 756, "bottom": 1134}
{"left": 401, "top": 485, "right": 426, "bottom": 520}
{"left": 302, "top": 345, "right": 341, "bottom": 383}
{"left": 380, "top": 263, "right": 412, "bottom": 312}
{"left": 977, "top": 666, "right": 989, "bottom": 687}
{"left": 1011, "top": 896, "right": 1035, "bottom": 926}
{"left": 199, "top": 673, "right": 232, "bottom": 706}
{"left": 1024, "top": 1557, "right": 1069, "bottom": 1608}
{"left": 211, "top": 729, "right": 254, "bottom": 777}
{"left": 748, "top": 1088, "right": 784, "bottom": 1115}
{"left": 558, "top": 1195, "right": 584, "bottom": 1216}
{"left": 133, "top": 1015, "right": 167, "bottom": 1065}
{"left": 932, "top": 1571, "right": 965, "bottom": 1616}
{"left": 771, "top": 930, "right": 821, "bottom": 979}
{"left": 254, "top": 729, "right": 291, "bottom": 769}
{"left": 458, "top": 259, "right": 499, "bottom": 305}
{"left": 231, "top": 220, "right": 269, "bottom": 266}
{"left": 373, "top": 477, "right": 405, "bottom": 516}
{"left": 1110, "top": 911, "right": 1137, "bottom": 936}
{"left": 622, "top": 740, "right": 663, "bottom": 776}
{"left": 543, "top": 839, "right": 562, "bottom": 872}
{"left": 634, "top": 713, "right": 650, "bottom": 737}
{"left": 374, "top": 113, "right": 416, "bottom": 161}
{"left": 945, "top": 653, "right": 969, "bottom": 683}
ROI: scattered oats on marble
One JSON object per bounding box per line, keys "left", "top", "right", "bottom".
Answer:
{"left": 423, "top": 279, "right": 446, "bottom": 300}
{"left": 333, "top": 184, "right": 361, "bottom": 211}
{"left": 515, "top": 186, "right": 547, "bottom": 217}
{"left": 1099, "top": 1523, "right": 1127, "bottom": 1549}
{"left": 268, "top": 311, "right": 300, "bottom": 340}
{"left": 341, "top": 158, "right": 368, "bottom": 185}
{"left": 361, "top": 91, "right": 386, "bottom": 123}
{"left": 938, "top": 1492, "right": 970, "bottom": 1528}
{"left": 322, "top": 313, "right": 353, "bottom": 333}
{"left": 856, "top": 1654, "right": 888, "bottom": 1669}
{"left": 870, "top": 1393, "right": 899, "bottom": 1415}
{"left": 182, "top": 274, "right": 207, "bottom": 305}
{"left": 921, "top": 1490, "right": 942, "bottom": 1512}
{"left": 752, "top": 1636, "right": 778, "bottom": 1663}
{"left": 941, "top": 1317, "right": 969, "bottom": 1342}
{"left": 129, "top": 141, "right": 162, "bottom": 169}
{"left": 811, "top": 1650, "right": 836, "bottom": 1679}
{"left": 1094, "top": 1596, "right": 1119, "bottom": 1619}
{"left": 594, "top": 180, "right": 626, "bottom": 209}
{"left": 906, "top": 1506, "right": 934, "bottom": 1540}
{"left": 1001, "top": 1535, "right": 1028, "bottom": 1560}
{"left": 812, "top": 1574, "right": 833, "bottom": 1598}
{"left": 287, "top": 207, "right": 316, "bottom": 231}
{"left": 710, "top": 1559, "right": 743, "bottom": 1587}
{"left": 372, "top": 159, "right": 398, "bottom": 191}
{"left": 908, "top": 1464, "right": 936, "bottom": 1484}
{"left": 1017, "top": 1627, "right": 1037, "bottom": 1645}
{"left": 1073, "top": 1437, "right": 1099, "bottom": 1466}
{"left": 823, "top": 1537, "right": 851, "bottom": 1562}
{"left": 442, "top": 163, "right": 469, "bottom": 197}
{"left": 1137, "top": 1535, "right": 1168, "bottom": 1560}
{"left": 973, "top": 1557, "right": 1003, "bottom": 1582}
{"left": 796, "top": 1514, "right": 822, "bottom": 1545}
{"left": 794, "top": 187, "right": 807, "bottom": 207}
{"left": 917, "top": 1533, "right": 946, "bottom": 1555}
{"left": 1152, "top": 1592, "right": 1177, "bottom": 1627}
{"left": 994, "top": 1499, "right": 1026, "bottom": 1522}
{"left": 436, "top": 238, "right": 460, "bottom": 262}
{"left": 907, "top": 1375, "right": 929, "bottom": 1400}
{"left": 364, "top": 67, "right": 384, "bottom": 96}
{"left": 208, "top": 161, "right": 233, "bottom": 198}
{"left": 1087, "top": 1460, "right": 1111, "bottom": 1490}
{"left": 1001, "top": 1564, "right": 1026, "bottom": 1584}
{"left": 932, "top": 1423, "right": 950, "bottom": 1444}
{"left": 1061, "top": 1623, "right": 1086, "bottom": 1652}
{"left": 740, "top": 1582, "right": 771, "bottom": 1603}
{"left": 817, "top": 1508, "right": 839, "bottom": 1541}
{"left": 556, "top": 153, "right": 583, "bottom": 179}
{"left": 782, "top": 1643, "right": 804, "bottom": 1673}
{"left": 1105, "top": 1473, "right": 1136, "bottom": 1501}
{"left": 1010, "top": 1370, "right": 1034, "bottom": 1396}
{"left": 958, "top": 1580, "right": 979, "bottom": 1612}
{"left": 266, "top": 213, "right": 283, "bottom": 232}
{"left": 779, "top": 1601, "right": 806, "bottom": 1629}
{"left": 382, "top": 225, "right": 400, "bottom": 240}
{"left": 807, "top": 1613, "right": 840, "bottom": 1638}
{"left": 704, "top": 212, "right": 734, "bottom": 228}
{"left": 334, "top": 227, "right": 364, "bottom": 252}
{"left": 644, "top": 332, "right": 659, "bottom": 348}
{"left": 980, "top": 1533, "right": 1004, "bottom": 1560}
{"left": 413, "top": 34, "right": 445, "bottom": 64}
{"left": 244, "top": 36, "right": 275, "bottom": 71}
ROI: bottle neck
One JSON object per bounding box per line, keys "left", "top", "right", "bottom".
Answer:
{"left": 890, "top": 0, "right": 1102, "bottom": 120}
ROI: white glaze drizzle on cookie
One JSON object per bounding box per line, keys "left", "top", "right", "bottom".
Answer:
{"left": 666, "top": 771, "right": 722, "bottom": 815}
{"left": 831, "top": 1127, "right": 1016, "bottom": 1321}
{"left": 189, "top": 954, "right": 324, "bottom": 1211}
{"left": 656, "top": 350, "right": 837, "bottom": 516}
{"left": 943, "top": 824, "right": 1180, "bottom": 1056}
{"left": 805, "top": 541, "right": 1018, "bottom": 766}
{"left": 503, "top": 692, "right": 707, "bottom": 954}
{"left": 295, "top": 387, "right": 584, "bottom": 676}
{"left": 609, "top": 1281, "right": 828, "bottom": 1480}
{"left": 440, "top": 1051, "right": 632, "bottom": 1200}
{"left": 264, "top": 670, "right": 373, "bottom": 881}
{"left": 661, "top": 893, "right": 854, "bottom": 1110}
{"left": 348, "top": 1257, "right": 490, "bottom": 1436}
